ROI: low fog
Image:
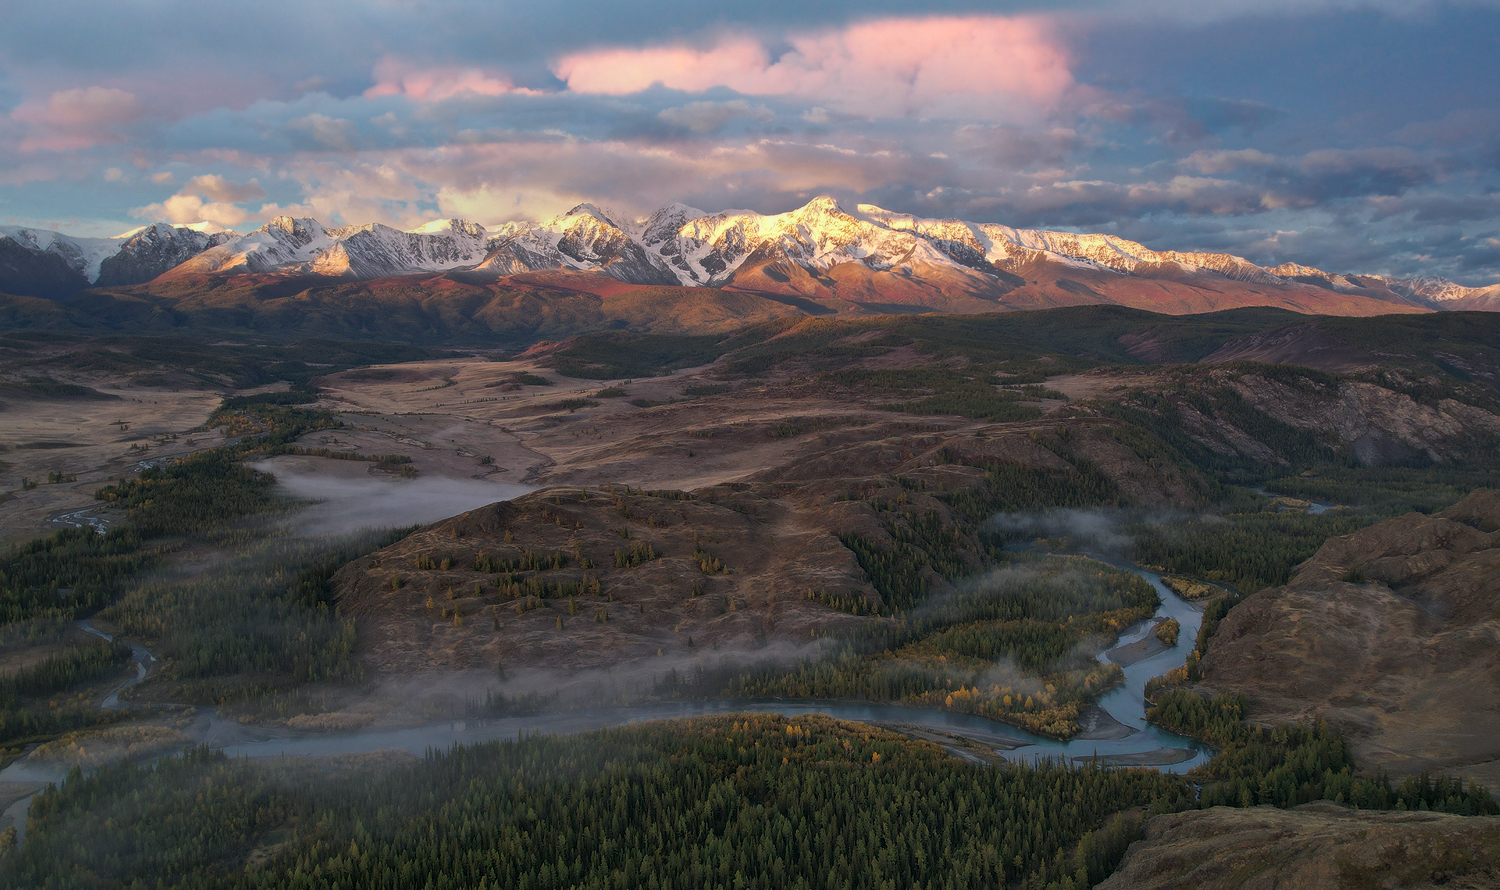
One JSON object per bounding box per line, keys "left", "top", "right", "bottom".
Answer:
{"left": 250, "top": 462, "right": 533, "bottom": 535}
{"left": 983, "top": 507, "right": 1136, "bottom": 555}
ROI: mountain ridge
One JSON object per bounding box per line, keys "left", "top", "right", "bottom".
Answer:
{"left": 3, "top": 197, "right": 1497, "bottom": 316}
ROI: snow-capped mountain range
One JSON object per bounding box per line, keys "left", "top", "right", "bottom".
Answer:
{"left": 3, "top": 197, "right": 1497, "bottom": 312}
{"left": 0, "top": 221, "right": 232, "bottom": 298}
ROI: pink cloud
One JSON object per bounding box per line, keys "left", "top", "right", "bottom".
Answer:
{"left": 11, "top": 86, "right": 144, "bottom": 152}
{"left": 366, "top": 57, "right": 539, "bottom": 102}
{"left": 554, "top": 15, "right": 1073, "bottom": 121}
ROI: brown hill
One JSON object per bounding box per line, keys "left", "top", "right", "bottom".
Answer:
{"left": 329, "top": 410, "right": 1200, "bottom": 678}
{"left": 1099, "top": 802, "right": 1500, "bottom": 890}
{"left": 913, "top": 255, "right": 1434, "bottom": 318}
{"left": 46, "top": 273, "right": 805, "bottom": 343}
{"left": 1198, "top": 490, "right": 1500, "bottom": 786}
{"left": 332, "top": 484, "right": 872, "bottom": 676}
{"left": 134, "top": 260, "right": 1442, "bottom": 326}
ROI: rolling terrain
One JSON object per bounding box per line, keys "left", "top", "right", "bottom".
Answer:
{"left": 293, "top": 312, "right": 1500, "bottom": 725}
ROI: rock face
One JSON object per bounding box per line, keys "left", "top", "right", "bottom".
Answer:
{"left": 1102, "top": 365, "right": 1500, "bottom": 469}
{"left": 1199, "top": 490, "right": 1500, "bottom": 786}
{"left": 1099, "top": 802, "right": 1500, "bottom": 890}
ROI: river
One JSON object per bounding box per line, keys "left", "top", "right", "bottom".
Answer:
{"left": 0, "top": 556, "right": 1214, "bottom": 842}
{"left": 1248, "top": 485, "right": 1337, "bottom": 515}
{"left": 210, "top": 558, "right": 1211, "bottom": 770}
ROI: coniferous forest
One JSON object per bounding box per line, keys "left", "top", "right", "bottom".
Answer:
{"left": 5, "top": 712, "right": 1493, "bottom": 890}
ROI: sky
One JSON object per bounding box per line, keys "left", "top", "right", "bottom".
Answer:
{"left": 2, "top": 0, "right": 1498, "bottom": 285}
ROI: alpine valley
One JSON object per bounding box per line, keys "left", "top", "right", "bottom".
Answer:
{"left": 3, "top": 198, "right": 1500, "bottom": 890}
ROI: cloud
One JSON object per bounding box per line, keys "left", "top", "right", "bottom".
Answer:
{"left": 287, "top": 113, "right": 361, "bottom": 151}
{"left": 140, "top": 193, "right": 250, "bottom": 228}
{"left": 983, "top": 508, "right": 1135, "bottom": 555}
{"left": 11, "top": 86, "right": 144, "bottom": 151}
{"left": 1186, "top": 97, "right": 1288, "bottom": 134}
{"left": 234, "top": 134, "right": 960, "bottom": 232}
{"left": 1106, "top": 0, "right": 1500, "bottom": 21}
{"left": 658, "top": 100, "right": 774, "bottom": 134}
{"left": 1367, "top": 192, "right": 1500, "bottom": 224}
{"left": 1181, "top": 148, "right": 1279, "bottom": 175}
{"left": 554, "top": 15, "right": 1073, "bottom": 121}
{"left": 0, "top": 2, "right": 1497, "bottom": 283}
{"left": 184, "top": 174, "right": 267, "bottom": 203}
{"left": 365, "top": 56, "right": 536, "bottom": 102}
{"left": 134, "top": 174, "right": 266, "bottom": 227}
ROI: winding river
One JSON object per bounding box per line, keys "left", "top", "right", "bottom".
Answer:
{"left": 209, "top": 559, "right": 1211, "bottom": 771}
{"left": 0, "top": 557, "right": 1213, "bottom": 842}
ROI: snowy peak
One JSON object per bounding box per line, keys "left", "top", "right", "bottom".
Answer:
{"left": 408, "top": 218, "right": 487, "bottom": 238}
{"left": 264, "top": 216, "right": 328, "bottom": 247}
{"left": 471, "top": 204, "right": 678, "bottom": 285}
{"left": 0, "top": 225, "right": 121, "bottom": 282}
{"left": 115, "top": 220, "right": 233, "bottom": 239}
{"left": 1268, "top": 262, "right": 1331, "bottom": 279}
{"left": 556, "top": 203, "right": 628, "bottom": 232}
{"left": 641, "top": 203, "right": 707, "bottom": 247}
{"left": 313, "top": 220, "right": 490, "bottom": 278}
{"left": 3, "top": 201, "right": 1496, "bottom": 313}
{"left": 0, "top": 222, "right": 234, "bottom": 294}
{"left": 1380, "top": 276, "right": 1484, "bottom": 304}
{"left": 170, "top": 217, "right": 335, "bottom": 275}
{"left": 1264, "top": 264, "right": 1499, "bottom": 306}
{"left": 637, "top": 196, "right": 961, "bottom": 287}
{"left": 171, "top": 215, "right": 493, "bottom": 278}
{"left": 96, "top": 223, "right": 234, "bottom": 287}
